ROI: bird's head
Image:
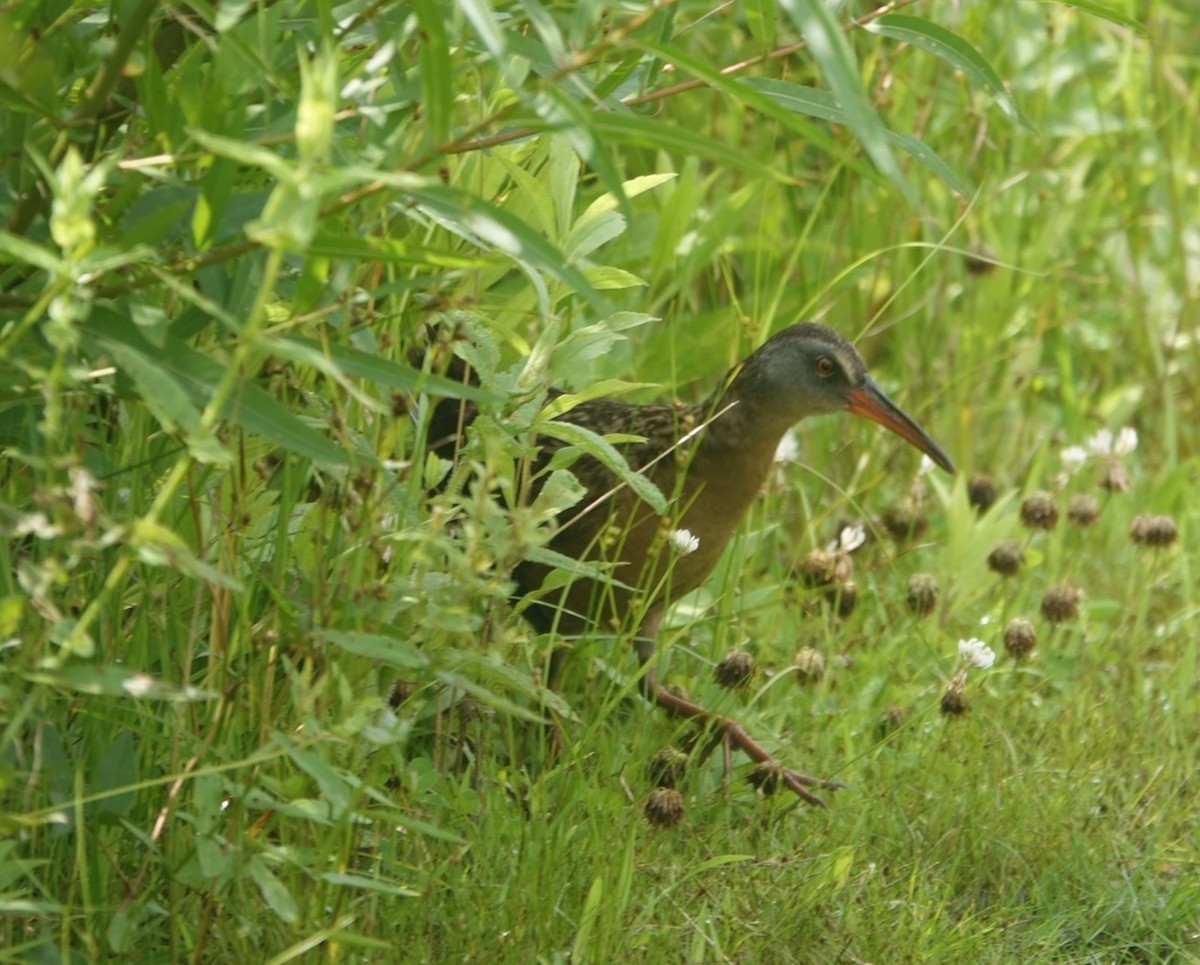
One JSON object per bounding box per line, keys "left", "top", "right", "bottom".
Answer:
{"left": 729, "top": 322, "right": 955, "bottom": 474}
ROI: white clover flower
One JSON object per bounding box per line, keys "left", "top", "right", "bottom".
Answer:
{"left": 958, "top": 637, "right": 996, "bottom": 670}
{"left": 1060, "top": 445, "right": 1089, "bottom": 474}
{"left": 1088, "top": 426, "right": 1138, "bottom": 459}
{"left": 836, "top": 524, "right": 866, "bottom": 554}
{"left": 670, "top": 528, "right": 700, "bottom": 555}
{"left": 1114, "top": 427, "right": 1138, "bottom": 457}
{"left": 773, "top": 431, "right": 799, "bottom": 463}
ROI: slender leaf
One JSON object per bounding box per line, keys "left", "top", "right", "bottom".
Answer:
{"left": 867, "top": 15, "right": 1035, "bottom": 132}
{"left": 777, "top": 0, "right": 915, "bottom": 203}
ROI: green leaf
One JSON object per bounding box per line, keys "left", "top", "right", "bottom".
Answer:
{"left": 866, "top": 15, "right": 1035, "bottom": 132}
{"left": 282, "top": 336, "right": 494, "bottom": 402}
{"left": 1022, "top": 0, "right": 1146, "bottom": 34}
{"left": 534, "top": 419, "right": 667, "bottom": 515}
{"left": 404, "top": 183, "right": 606, "bottom": 314}
{"left": 319, "top": 873, "right": 421, "bottom": 897}
{"left": 104, "top": 339, "right": 230, "bottom": 464}
{"left": 315, "top": 629, "right": 429, "bottom": 670}
{"left": 586, "top": 114, "right": 788, "bottom": 184}
{"left": 413, "top": 0, "right": 454, "bottom": 145}
{"left": 745, "top": 79, "right": 970, "bottom": 196}
{"left": 777, "top": 0, "right": 915, "bottom": 204}
{"left": 247, "top": 857, "right": 299, "bottom": 925}
{"left": 80, "top": 312, "right": 356, "bottom": 468}
{"left": 0, "top": 230, "right": 62, "bottom": 273}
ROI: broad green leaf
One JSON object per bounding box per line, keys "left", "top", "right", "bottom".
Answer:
{"left": 131, "top": 519, "right": 244, "bottom": 590}
{"left": 535, "top": 419, "right": 667, "bottom": 515}
{"left": 777, "top": 0, "right": 915, "bottom": 204}
{"left": 0, "top": 230, "right": 62, "bottom": 273}
{"left": 584, "top": 266, "right": 649, "bottom": 289}
{"left": 404, "top": 183, "right": 606, "bottom": 314}
{"left": 867, "top": 15, "right": 1035, "bottom": 132}
{"left": 247, "top": 857, "right": 299, "bottom": 925}
{"left": 315, "top": 629, "right": 429, "bottom": 670}
{"left": 105, "top": 339, "right": 231, "bottom": 464}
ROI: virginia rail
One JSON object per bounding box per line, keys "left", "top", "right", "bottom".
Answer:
{"left": 422, "top": 322, "right": 954, "bottom": 805}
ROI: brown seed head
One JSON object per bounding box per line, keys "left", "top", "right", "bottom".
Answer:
{"left": 967, "top": 473, "right": 997, "bottom": 514}
{"left": 881, "top": 499, "right": 929, "bottom": 541}
{"left": 1003, "top": 618, "right": 1037, "bottom": 660}
{"left": 713, "top": 651, "right": 756, "bottom": 689}
{"left": 1099, "top": 463, "right": 1131, "bottom": 492}
{"left": 646, "top": 747, "right": 689, "bottom": 789}
{"left": 793, "top": 647, "right": 826, "bottom": 685}
{"left": 1067, "top": 493, "right": 1101, "bottom": 527}
{"left": 644, "top": 786, "right": 686, "bottom": 828}
{"left": 1130, "top": 514, "right": 1178, "bottom": 548}
{"left": 940, "top": 677, "right": 969, "bottom": 717}
{"left": 987, "top": 540, "right": 1025, "bottom": 577}
{"left": 906, "top": 573, "right": 939, "bottom": 616}
{"left": 1041, "top": 584, "right": 1081, "bottom": 624}
{"left": 1020, "top": 491, "right": 1059, "bottom": 531}
{"left": 798, "top": 550, "right": 837, "bottom": 587}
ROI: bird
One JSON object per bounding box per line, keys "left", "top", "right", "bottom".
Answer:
{"left": 419, "top": 321, "right": 954, "bottom": 805}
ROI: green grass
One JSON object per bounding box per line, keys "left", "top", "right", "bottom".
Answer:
{"left": 2, "top": 1, "right": 1198, "bottom": 961}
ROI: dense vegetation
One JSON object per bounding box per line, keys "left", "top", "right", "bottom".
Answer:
{"left": 1, "top": 1, "right": 1196, "bottom": 960}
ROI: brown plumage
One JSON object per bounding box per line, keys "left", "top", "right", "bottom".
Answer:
{"left": 420, "top": 322, "right": 954, "bottom": 805}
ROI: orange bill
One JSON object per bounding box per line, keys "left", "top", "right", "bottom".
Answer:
{"left": 846, "top": 378, "right": 955, "bottom": 474}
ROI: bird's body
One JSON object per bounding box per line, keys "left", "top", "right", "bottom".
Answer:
{"left": 421, "top": 322, "right": 954, "bottom": 805}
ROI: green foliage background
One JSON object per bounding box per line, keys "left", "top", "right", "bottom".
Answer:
{"left": 1, "top": 0, "right": 1196, "bottom": 961}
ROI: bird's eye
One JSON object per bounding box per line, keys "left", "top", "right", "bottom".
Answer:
{"left": 815, "top": 356, "right": 835, "bottom": 377}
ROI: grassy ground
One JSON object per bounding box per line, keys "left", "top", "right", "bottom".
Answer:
{"left": 2, "top": 1, "right": 1198, "bottom": 962}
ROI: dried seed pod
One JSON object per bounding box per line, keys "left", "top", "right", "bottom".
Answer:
{"left": 987, "top": 540, "right": 1025, "bottom": 577}
{"left": 906, "top": 573, "right": 939, "bottom": 616}
{"left": 713, "top": 651, "right": 756, "bottom": 689}
{"left": 967, "top": 473, "right": 997, "bottom": 514}
{"left": 646, "top": 747, "right": 689, "bottom": 789}
{"left": 644, "top": 786, "right": 686, "bottom": 828}
{"left": 1130, "top": 514, "right": 1178, "bottom": 548}
{"left": 793, "top": 647, "right": 826, "bottom": 685}
{"left": 1020, "top": 491, "right": 1059, "bottom": 531}
{"left": 1067, "top": 493, "right": 1101, "bottom": 527}
{"left": 1041, "top": 584, "right": 1081, "bottom": 625}
{"left": 1003, "top": 618, "right": 1036, "bottom": 660}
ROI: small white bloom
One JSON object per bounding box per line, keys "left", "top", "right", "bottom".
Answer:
{"left": 14, "top": 513, "right": 60, "bottom": 539}
{"left": 1060, "top": 445, "right": 1089, "bottom": 473}
{"left": 670, "top": 529, "right": 700, "bottom": 555}
{"left": 837, "top": 524, "right": 866, "bottom": 554}
{"left": 122, "top": 673, "right": 156, "bottom": 697}
{"left": 1114, "top": 426, "right": 1138, "bottom": 457}
{"left": 773, "top": 432, "right": 799, "bottom": 463}
{"left": 918, "top": 454, "right": 936, "bottom": 476}
{"left": 1087, "top": 428, "right": 1114, "bottom": 457}
{"left": 958, "top": 637, "right": 996, "bottom": 670}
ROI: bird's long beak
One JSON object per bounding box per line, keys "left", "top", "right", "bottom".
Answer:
{"left": 846, "top": 378, "right": 955, "bottom": 474}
